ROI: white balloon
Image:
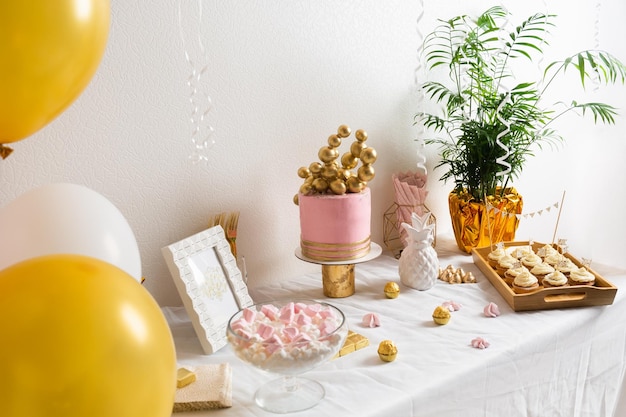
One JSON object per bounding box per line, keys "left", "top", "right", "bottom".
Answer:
{"left": 0, "top": 183, "right": 142, "bottom": 281}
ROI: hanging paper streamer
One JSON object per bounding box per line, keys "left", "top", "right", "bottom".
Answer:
{"left": 177, "top": 0, "right": 216, "bottom": 164}
{"left": 495, "top": 92, "right": 512, "bottom": 178}
{"left": 592, "top": 0, "right": 602, "bottom": 92}
{"left": 413, "top": 0, "right": 427, "bottom": 175}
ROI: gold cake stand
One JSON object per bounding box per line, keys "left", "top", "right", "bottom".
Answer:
{"left": 295, "top": 242, "right": 382, "bottom": 298}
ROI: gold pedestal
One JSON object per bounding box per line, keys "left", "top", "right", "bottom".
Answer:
{"left": 295, "top": 243, "right": 382, "bottom": 298}
{"left": 322, "top": 264, "right": 355, "bottom": 298}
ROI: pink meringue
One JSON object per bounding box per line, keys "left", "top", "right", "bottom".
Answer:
{"left": 362, "top": 312, "right": 381, "bottom": 328}
{"left": 471, "top": 337, "right": 490, "bottom": 349}
{"left": 483, "top": 302, "right": 500, "bottom": 318}
{"left": 442, "top": 300, "right": 462, "bottom": 312}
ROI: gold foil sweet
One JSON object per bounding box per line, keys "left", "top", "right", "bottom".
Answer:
{"left": 334, "top": 330, "right": 370, "bottom": 358}
{"left": 383, "top": 282, "right": 400, "bottom": 299}
{"left": 377, "top": 340, "right": 398, "bottom": 362}
{"left": 449, "top": 187, "right": 523, "bottom": 253}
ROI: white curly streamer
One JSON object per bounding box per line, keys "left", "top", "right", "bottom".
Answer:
{"left": 592, "top": 0, "right": 602, "bottom": 92}
{"left": 413, "top": 0, "right": 427, "bottom": 175}
{"left": 495, "top": 92, "right": 512, "bottom": 178}
{"left": 177, "top": 0, "right": 216, "bottom": 164}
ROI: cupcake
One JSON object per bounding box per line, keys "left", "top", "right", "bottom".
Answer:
{"left": 530, "top": 262, "right": 555, "bottom": 280}
{"left": 555, "top": 258, "right": 577, "bottom": 275}
{"left": 543, "top": 252, "right": 563, "bottom": 266}
{"left": 487, "top": 246, "right": 507, "bottom": 268}
{"left": 496, "top": 254, "right": 518, "bottom": 276}
{"left": 511, "top": 247, "right": 533, "bottom": 259}
{"left": 521, "top": 253, "right": 543, "bottom": 269}
{"left": 503, "top": 264, "right": 528, "bottom": 286}
{"left": 569, "top": 267, "right": 596, "bottom": 286}
{"left": 542, "top": 270, "right": 569, "bottom": 288}
{"left": 512, "top": 270, "right": 540, "bottom": 294}
{"left": 537, "top": 244, "right": 559, "bottom": 259}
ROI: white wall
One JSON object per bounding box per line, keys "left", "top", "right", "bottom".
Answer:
{"left": 1, "top": 0, "right": 624, "bottom": 306}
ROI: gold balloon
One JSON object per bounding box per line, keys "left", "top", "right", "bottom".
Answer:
{"left": 0, "top": 255, "right": 177, "bottom": 417}
{"left": 0, "top": 0, "right": 111, "bottom": 144}
{"left": 327, "top": 134, "right": 341, "bottom": 148}
{"left": 355, "top": 129, "right": 368, "bottom": 142}
{"left": 304, "top": 175, "right": 314, "bottom": 185}
{"left": 329, "top": 179, "right": 347, "bottom": 195}
{"left": 358, "top": 164, "right": 376, "bottom": 182}
{"left": 360, "top": 147, "right": 377, "bottom": 164}
{"left": 297, "top": 166, "right": 310, "bottom": 178}
{"left": 293, "top": 194, "right": 299, "bottom": 205}
{"left": 337, "top": 124, "right": 351, "bottom": 138}
{"left": 350, "top": 141, "right": 366, "bottom": 158}
{"left": 309, "top": 162, "right": 323, "bottom": 174}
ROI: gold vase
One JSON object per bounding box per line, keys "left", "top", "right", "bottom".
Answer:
{"left": 448, "top": 188, "right": 523, "bottom": 253}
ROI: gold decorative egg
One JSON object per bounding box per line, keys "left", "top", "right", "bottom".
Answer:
{"left": 350, "top": 141, "right": 366, "bottom": 158}
{"left": 357, "top": 164, "right": 375, "bottom": 182}
{"left": 337, "top": 124, "right": 351, "bottom": 138}
{"left": 297, "top": 166, "right": 310, "bottom": 178}
{"left": 329, "top": 179, "right": 347, "bottom": 195}
{"left": 340, "top": 152, "right": 358, "bottom": 169}
{"left": 355, "top": 129, "right": 368, "bottom": 142}
{"left": 318, "top": 146, "right": 338, "bottom": 163}
{"left": 327, "top": 134, "right": 341, "bottom": 148}
{"left": 383, "top": 281, "right": 400, "bottom": 299}
{"left": 309, "top": 162, "right": 323, "bottom": 174}
{"left": 360, "top": 147, "right": 377, "bottom": 164}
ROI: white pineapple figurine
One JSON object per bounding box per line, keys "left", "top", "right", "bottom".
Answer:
{"left": 398, "top": 212, "right": 439, "bottom": 290}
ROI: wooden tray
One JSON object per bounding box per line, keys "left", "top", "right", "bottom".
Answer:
{"left": 471, "top": 241, "right": 618, "bottom": 311}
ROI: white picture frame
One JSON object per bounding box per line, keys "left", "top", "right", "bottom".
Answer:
{"left": 162, "top": 225, "right": 253, "bottom": 354}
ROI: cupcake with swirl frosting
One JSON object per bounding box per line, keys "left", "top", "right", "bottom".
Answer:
{"left": 569, "top": 267, "right": 596, "bottom": 286}
{"left": 542, "top": 270, "right": 569, "bottom": 288}
{"left": 530, "top": 262, "right": 555, "bottom": 280}
{"left": 512, "top": 270, "right": 540, "bottom": 294}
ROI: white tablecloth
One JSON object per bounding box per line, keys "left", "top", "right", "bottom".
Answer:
{"left": 168, "top": 237, "right": 626, "bottom": 417}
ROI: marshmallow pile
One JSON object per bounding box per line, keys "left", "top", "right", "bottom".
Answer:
{"left": 227, "top": 301, "right": 346, "bottom": 374}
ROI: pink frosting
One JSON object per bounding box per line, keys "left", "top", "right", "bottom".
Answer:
{"left": 471, "top": 337, "right": 490, "bottom": 349}
{"left": 299, "top": 188, "right": 371, "bottom": 261}
{"left": 442, "top": 300, "right": 462, "bottom": 311}
{"left": 483, "top": 302, "right": 500, "bottom": 318}
{"left": 362, "top": 312, "right": 381, "bottom": 327}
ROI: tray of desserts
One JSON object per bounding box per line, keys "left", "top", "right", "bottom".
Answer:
{"left": 471, "top": 241, "right": 617, "bottom": 311}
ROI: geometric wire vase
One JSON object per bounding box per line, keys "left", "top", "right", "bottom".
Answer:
{"left": 383, "top": 202, "right": 436, "bottom": 259}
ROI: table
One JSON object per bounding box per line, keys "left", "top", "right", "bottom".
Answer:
{"left": 168, "top": 236, "right": 626, "bottom": 417}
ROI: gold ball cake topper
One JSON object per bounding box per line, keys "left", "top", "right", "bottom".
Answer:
{"left": 294, "top": 124, "right": 377, "bottom": 205}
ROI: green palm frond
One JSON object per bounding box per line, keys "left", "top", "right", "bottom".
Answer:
{"left": 417, "top": 6, "right": 625, "bottom": 201}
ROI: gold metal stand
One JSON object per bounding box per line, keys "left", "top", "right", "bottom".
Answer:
{"left": 295, "top": 243, "right": 382, "bottom": 298}
{"left": 322, "top": 264, "right": 355, "bottom": 298}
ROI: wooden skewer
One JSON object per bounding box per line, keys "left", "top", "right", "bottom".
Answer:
{"left": 551, "top": 190, "right": 566, "bottom": 245}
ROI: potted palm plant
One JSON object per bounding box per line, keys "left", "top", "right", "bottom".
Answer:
{"left": 417, "top": 6, "right": 626, "bottom": 253}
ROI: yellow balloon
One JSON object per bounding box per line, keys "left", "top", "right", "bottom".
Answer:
{"left": 0, "top": 0, "right": 110, "bottom": 143}
{"left": 0, "top": 255, "right": 177, "bottom": 417}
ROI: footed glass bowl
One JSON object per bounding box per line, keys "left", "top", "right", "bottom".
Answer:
{"left": 227, "top": 299, "right": 348, "bottom": 414}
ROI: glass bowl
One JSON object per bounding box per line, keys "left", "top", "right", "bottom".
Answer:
{"left": 226, "top": 299, "right": 348, "bottom": 413}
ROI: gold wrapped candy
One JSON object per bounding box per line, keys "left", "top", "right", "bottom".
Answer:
{"left": 432, "top": 306, "right": 451, "bottom": 325}
{"left": 377, "top": 340, "right": 398, "bottom": 362}
{"left": 383, "top": 282, "right": 400, "bottom": 299}
{"left": 334, "top": 330, "right": 370, "bottom": 358}
{"left": 294, "top": 124, "right": 377, "bottom": 205}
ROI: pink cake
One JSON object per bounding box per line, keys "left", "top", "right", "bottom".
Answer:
{"left": 298, "top": 188, "right": 371, "bottom": 261}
